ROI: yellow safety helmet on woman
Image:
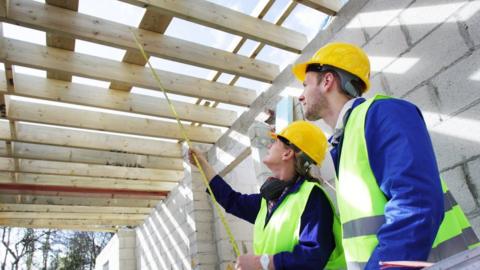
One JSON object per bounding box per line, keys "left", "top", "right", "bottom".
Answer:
{"left": 292, "top": 42, "right": 371, "bottom": 94}
{"left": 271, "top": 121, "right": 327, "bottom": 165}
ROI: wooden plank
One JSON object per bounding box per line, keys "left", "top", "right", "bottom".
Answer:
{"left": 0, "top": 140, "right": 6, "bottom": 155}
{"left": 0, "top": 188, "right": 165, "bottom": 200}
{"left": 120, "top": 0, "right": 307, "bottom": 53}
{"left": 0, "top": 194, "right": 160, "bottom": 207}
{"left": 0, "top": 203, "right": 152, "bottom": 214}
{"left": 45, "top": 0, "right": 79, "bottom": 81}
{"left": 0, "top": 119, "right": 9, "bottom": 140}
{"left": 2, "top": 38, "right": 257, "bottom": 106}
{"left": 294, "top": 0, "right": 342, "bottom": 16}
{"left": 0, "top": 212, "right": 148, "bottom": 220}
{"left": 0, "top": 156, "right": 14, "bottom": 170}
{"left": 5, "top": 95, "right": 223, "bottom": 143}
{"left": 0, "top": 158, "right": 184, "bottom": 181}
{"left": 0, "top": 172, "right": 179, "bottom": 190}
{"left": 0, "top": 219, "right": 142, "bottom": 230}
{"left": 12, "top": 73, "right": 237, "bottom": 127}
{"left": 110, "top": 8, "right": 172, "bottom": 91}
{"left": 13, "top": 122, "right": 183, "bottom": 157}
{"left": 7, "top": 141, "right": 184, "bottom": 170}
{"left": 7, "top": 0, "right": 278, "bottom": 83}
{"left": 0, "top": 220, "right": 125, "bottom": 232}
{"left": 0, "top": 0, "right": 8, "bottom": 17}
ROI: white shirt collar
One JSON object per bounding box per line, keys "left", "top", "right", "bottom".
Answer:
{"left": 330, "top": 98, "right": 360, "bottom": 145}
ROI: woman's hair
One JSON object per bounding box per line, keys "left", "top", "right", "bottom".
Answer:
{"left": 294, "top": 152, "right": 320, "bottom": 183}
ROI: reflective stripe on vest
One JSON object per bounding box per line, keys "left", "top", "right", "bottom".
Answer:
{"left": 337, "top": 95, "right": 479, "bottom": 268}
{"left": 253, "top": 180, "right": 346, "bottom": 269}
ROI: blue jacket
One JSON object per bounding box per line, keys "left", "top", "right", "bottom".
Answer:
{"left": 208, "top": 175, "right": 335, "bottom": 269}
{"left": 330, "top": 98, "right": 444, "bottom": 269}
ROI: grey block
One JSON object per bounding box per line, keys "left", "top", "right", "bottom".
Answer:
{"left": 441, "top": 166, "right": 477, "bottom": 214}
{"left": 385, "top": 23, "right": 469, "bottom": 97}
{"left": 430, "top": 102, "right": 480, "bottom": 170}
{"left": 431, "top": 48, "right": 480, "bottom": 116}
{"left": 355, "top": 0, "right": 413, "bottom": 38}
{"left": 401, "top": 0, "right": 470, "bottom": 44}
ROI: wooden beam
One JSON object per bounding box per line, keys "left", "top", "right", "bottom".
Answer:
{"left": 7, "top": 141, "right": 184, "bottom": 170}
{"left": 0, "top": 172, "right": 179, "bottom": 191}
{"left": 110, "top": 8, "right": 172, "bottom": 91}
{"left": 12, "top": 73, "right": 237, "bottom": 127}
{"left": 0, "top": 0, "right": 8, "bottom": 18}
{"left": 0, "top": 157, "right": 183, "bottom": 181}
{"left": 0, "top": 218, "right": 141, "bottom": 227}
{"left": 120, "top": 0, "right": 307, "bottom": 53}
{"left": 45, "top": 0, "right": 79, "bottom": 81}
{"left": 0, "top": 203, "right": 152, "bottom": 214}
{"left": 2, "top": 38, "right": 256, "bottom": 106}
{"left": 0, "top": 188, "right": 165, "bottom": 200}
{"left": 0, "top": 219, "right": 127, "bottom": 232}
{"left": 0, "top": 156, "right": 13, "bottom": 170}
{"left": 7, "top": 0, "right": 278, "bottom": 83}
{"left": 5, "top": 95, "right": 223, "bottom": 143}
{"left": 0, "top": 212, "right": 148, "bottom": 220}
{"left": 0, "top": 120, "right": 184, "bottom": 157}
{"left": 0, "top": 194, "right": 160, "bottom": 207}
{"left": 294, "top": 0, "right": 342, "bottom": 16}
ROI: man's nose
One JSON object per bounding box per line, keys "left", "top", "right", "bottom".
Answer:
{"left": 298, "top": 94, "right": 305, "bottom": 102}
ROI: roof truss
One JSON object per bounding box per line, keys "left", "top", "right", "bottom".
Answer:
{"left": 0, "top": 0, "right": 340, "bottom": 231}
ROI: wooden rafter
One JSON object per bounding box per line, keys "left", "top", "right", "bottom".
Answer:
{"left": 6, "top": 0, "right": 279, "bottom": 83}
{"left": 0, "top": 157, "right": 184, "bottom": 181}
{"left": 294, "top": 0, "right": 342, "bottom": 16}
{"left": 11, "top": 73, "right": 237, "bottom": 127}
{"left": 0, "top": 219, "right": 142, "bottom": 232}
{"left": 110, "top": 8, "right": 172, "bottom": 91}
{"left": 5, "top": 141, "right": 183, "bottom": 170}
{"left": 5, "top": 95, "right": 223, "bottom": 143}
{"left": 120, "top": 0, "right": 308, "bottom": 53}
{"left": 0, "top": 194, "right": 160, "bottom": 207}
{"left": 45, "top": 0, "right": 79, "bottom": 81}
{"left": 0, "top": 204, "right": 152, "bottom": 214}
{"left": 2, "top": 38, "right": 257, "bottom": 106}
{"left": 0, "top": 120, "right": 183, "bottom": 157}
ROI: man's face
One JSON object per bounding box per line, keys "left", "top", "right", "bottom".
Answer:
{"left": 298, "top": 72, "right": 328, "bottom": 121}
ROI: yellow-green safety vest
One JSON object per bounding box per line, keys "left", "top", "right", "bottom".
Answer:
{"left": 337, "top": 94, "right": 480, "bottom": 270}
{"left": 253, "top": 180, "right": 346, "bottom": 269}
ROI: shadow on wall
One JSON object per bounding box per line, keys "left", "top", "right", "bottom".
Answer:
{"left": 137, "top": 185, "right": 193, "bottom": 269}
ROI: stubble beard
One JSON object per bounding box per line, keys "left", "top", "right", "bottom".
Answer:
{"left": 304, "top": 95, "right": 328, "bottom": 121}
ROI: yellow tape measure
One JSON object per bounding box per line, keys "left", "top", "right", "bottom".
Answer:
{"left": 130, "top": 31, "right": 241, "bottom": 258}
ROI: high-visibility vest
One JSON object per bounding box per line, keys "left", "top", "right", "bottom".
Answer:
{"left": 253, "top": 180, "right": 346, "bottom": 269}
{"left": 337, "top": 94, "right": 480, "bottom": 269}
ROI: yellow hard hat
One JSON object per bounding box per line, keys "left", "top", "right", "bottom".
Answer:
{"left": 271, "top": 121, "right": 327, "bottom": 165}
{"left": 292, "top": 42, "right": 371, "bottom": 92}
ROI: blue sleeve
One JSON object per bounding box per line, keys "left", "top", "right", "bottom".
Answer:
{"left": 273, "top": 186, "right": 335, "bottom": 270}
{"left": 364, "top": 99, "right": 444, "bottom": 269}
{"left": 208, "top": 175, "right": 261, "bottom": 224}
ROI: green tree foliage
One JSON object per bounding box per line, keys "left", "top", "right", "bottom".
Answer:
{"left": 0, "top": 228, "right": 113, "bottom": 270}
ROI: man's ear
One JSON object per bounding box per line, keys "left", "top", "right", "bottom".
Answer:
{"left": 322, "top": 72, "right": 336, "bottom": 92}
{"left": 282, "top": 148, "right": 295, "bottom": 161}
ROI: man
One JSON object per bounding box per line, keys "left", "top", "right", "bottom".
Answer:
{"left": 188, "top": 121, "right": 345, "bottom": 270}
{"left": 292, "top": 42, "right": 479, "bottom": 269}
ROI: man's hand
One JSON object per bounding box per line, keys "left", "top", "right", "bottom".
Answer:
{"left": 235, "top": 255, "right": 274, "bottom": 270}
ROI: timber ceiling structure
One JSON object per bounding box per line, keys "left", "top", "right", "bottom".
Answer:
{"left": 0, "top": 0, "right": 342, "bottom": 232}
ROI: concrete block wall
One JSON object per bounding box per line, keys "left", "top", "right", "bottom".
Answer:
{"left": 292, "top": 0, "right": 480, "bottom": 234}
{"left": 136, "top": 155, "right": 219, "bottom": 270}
{"left": 95, "top": 229, "right": 136, "bottom": 270}
{"left": 212, "top": 155, "right": 258, "bottom": 270}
